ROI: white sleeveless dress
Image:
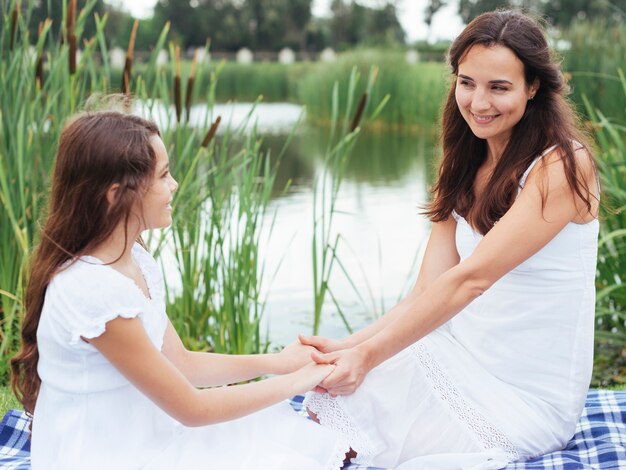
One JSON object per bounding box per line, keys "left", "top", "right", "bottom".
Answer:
{"left": 33, "top": 243, "right": 348, "bottom": 470}
{"left": 305, "top": 151, "right": 599, "bottom": 469}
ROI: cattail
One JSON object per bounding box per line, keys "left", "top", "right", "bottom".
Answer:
{"left": 66, "top": 0, "right": 77, "bottom": 75}
{"left": 350, "top": 92, "right": 368, "bottom": 132}
{"left": 174, "top": 46, "right": 182, "bottom": 123}
{"left": 122, "top": 19, "right": 139, "bottom": 95}
{"left": 10, "top": 1, "right": 21, "bottom": 51}
{"left": 35, "top": 21, "right": 46, "bottom": 89}
{"left": 202, "top": 116, "right": 221, "bottom": 148}
{"left": 185, "top": 50, "right": 198, "bottom": 122}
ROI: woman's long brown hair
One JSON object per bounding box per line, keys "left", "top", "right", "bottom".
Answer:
{"left": 10, "top": 112, "right": 159, "bottom": 415}
{"left": 424, "top": 10, "right": 595, "bottom": 234}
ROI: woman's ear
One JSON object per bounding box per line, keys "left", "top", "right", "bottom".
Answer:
{"left": 528, "top": 78, "right": 540, "bottom": 100}
{"left": 106, "top": 183, "right": 120, "bottom": 206}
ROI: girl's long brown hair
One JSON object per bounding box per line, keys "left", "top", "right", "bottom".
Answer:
{"left": 11, "top": 112, "right": 159, "bottom": 415}
{"left": 424, "top": 10, "right": 595, "bottom": 234}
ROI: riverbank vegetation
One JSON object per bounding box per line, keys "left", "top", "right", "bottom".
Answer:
{"left": 0, "top": 0, "right": 624, "bottom": 393}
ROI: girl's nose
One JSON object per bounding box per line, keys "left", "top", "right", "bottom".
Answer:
{"left": 170, "top": 176, "right": 179, "bottom": 193}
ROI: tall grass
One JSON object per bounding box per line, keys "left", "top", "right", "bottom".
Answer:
{"left": 584, "top": 71, "right": 626, "bottom": 347}
{"left": 0, "top": 0, "right": 280, "bottom": 384}
{"left": 309, "top": 67, "right": 389, "bottom": 334}
{"left": 299, "top": 49, "right": 447, "bottom": 132}
{"left": 563, "top": 20, "right": 626, "bottom": 121}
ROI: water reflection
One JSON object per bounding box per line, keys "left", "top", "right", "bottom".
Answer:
{"left": 257, "top": 127, "right": 438, "bottom": 346}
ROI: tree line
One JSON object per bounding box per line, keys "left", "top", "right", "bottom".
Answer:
{"left": 24, "top": 0, "right": 623, "bottom": 53}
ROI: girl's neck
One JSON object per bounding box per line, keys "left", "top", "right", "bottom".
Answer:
{"left": 89, "top": 223, "right": 140, "bottom": 267}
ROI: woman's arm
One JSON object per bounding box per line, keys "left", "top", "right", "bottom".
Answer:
{"left": 300, "top": 216, "right": 461, "bottom": 352}
{"left": 88, "top": 318, "right": 334, "bottom": 427}
{"left": 314, "top": 148, "right": 598, "bottom": 395}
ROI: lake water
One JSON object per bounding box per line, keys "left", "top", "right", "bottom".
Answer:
{"left": 152, "top": 102, "right": 439, "bottom": 347}
{"left": 239, "top": 104, "right": 438, "bottom": 346}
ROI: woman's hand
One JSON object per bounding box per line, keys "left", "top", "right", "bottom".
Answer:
{"left": 273, "top": 341, "right": 318, "bottom": 374}
{"left": 310, "top": 345, "right": 372, "bottom": 396}
{"left": 298, "top": 334, "right": 345, "bottom": 353}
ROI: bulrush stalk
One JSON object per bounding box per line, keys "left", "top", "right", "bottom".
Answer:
{"left": 35, "top": 21, "right": 46, "bottom": 89}
{"left": 350, "top": 92, "right": 368, "bottom": 132}
{"left": 185, "top": 50, "right": 198, "bottom": 122}
{"left": 10, "top": 1, "right": 20, "bottom": 50}
{"left": 121, "top": 19, "right": 139, "bottom": 95}
{"left": 174, "top": 46, "right": 182, "bottom": 123}
{"left": 67, "top": 0, "right": 77, "bottom": 75}
{"left": 201, "top": 116, "right": 221, "bottom": 148}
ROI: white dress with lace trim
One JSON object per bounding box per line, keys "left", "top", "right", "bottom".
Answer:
{"left": 304, "top": 147, "right": 598, "bottom": 469}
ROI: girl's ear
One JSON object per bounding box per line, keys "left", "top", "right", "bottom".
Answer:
{"left": 106, "top": 183, "right": 120, "bottom": 206}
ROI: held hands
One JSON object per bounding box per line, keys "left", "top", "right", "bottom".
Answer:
{"left": 310, "top": 345, "right": 372, "bottom": 397}
{"left": 276, "top": 341, "right": 320, "bottom": 374}
{"left": 291, "top": 362, "right": 336, "bottom": 395}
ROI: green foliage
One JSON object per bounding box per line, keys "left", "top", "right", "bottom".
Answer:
{"left": 562, "top": 20, "right": 626, "bottom": 122}
{"left": 299, "top": 49, "right": 447, "bottom": 131}
{"left": 584, "top": 71, "right": 626, "bottom": 350}
{"left": 457, "top": 0, "right": 621, "bottom": 27}
{"left": 0, "top": 386, "right": 20, "bottom": 417}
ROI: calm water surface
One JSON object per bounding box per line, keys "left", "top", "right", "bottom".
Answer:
{"left": 153, "top": 102, "right": 439, "bottom": 347}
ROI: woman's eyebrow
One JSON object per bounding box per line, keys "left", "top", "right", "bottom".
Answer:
{"left": 458, "top": 74, "right": 513, "bottom": 85}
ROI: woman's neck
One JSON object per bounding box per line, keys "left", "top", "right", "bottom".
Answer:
{"left": 485, "top": 137, "right": 509, "bottom": 165}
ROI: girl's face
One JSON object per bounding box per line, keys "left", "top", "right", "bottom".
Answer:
{"left": 140, "top": 135, "right": 178, "bottom": 230}
{"left": 455, "top": 44, "right": 538, "bottom": 152}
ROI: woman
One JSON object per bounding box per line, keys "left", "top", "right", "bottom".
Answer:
{"left": 301, "top": 10, "right": 599, "bottom": 469}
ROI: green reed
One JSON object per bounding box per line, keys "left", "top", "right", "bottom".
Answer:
{"left": 584, "top": 71, "right": 626, "bottom": 346}
{"left": 310, "top": 66, "right": 389, "bottom": 335}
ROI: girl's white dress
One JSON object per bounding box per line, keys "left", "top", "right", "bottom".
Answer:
{"left": 33, "top": 244, "right": 348, "bottom": 470}
{"left": 305, "top": 152, "right": 599, "bottom": 469}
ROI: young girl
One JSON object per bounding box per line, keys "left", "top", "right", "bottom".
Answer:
{"left": 10, "top": 111, "right": 348, "bottom": 469}
{"left": 300, "top": 10, "right": 600, "bottom": 469}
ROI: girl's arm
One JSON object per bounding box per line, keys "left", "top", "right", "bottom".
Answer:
{"left": 161, "top": 322, "right": 316, "bottom": 388}
{"left": 314, "top": 148, "right": 598, "bottom": 395}
{"left": 300, "top": 211, "right": 461, "bottom": 353}
{"left": 88, "top": 318, "right": 334, "bottom": 427}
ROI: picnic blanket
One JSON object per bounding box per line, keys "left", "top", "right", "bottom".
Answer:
{"left": 1, "top": 389, "right": 624, "bottom": 469}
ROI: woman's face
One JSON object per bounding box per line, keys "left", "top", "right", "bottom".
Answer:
{"left": 455, "top": 44, "right": 538, "bottom": 153}
{"left": 140, "top": 135, "right": 178, "bottom": 230}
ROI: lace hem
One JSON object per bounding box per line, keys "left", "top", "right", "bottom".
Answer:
{"left": 324, "top": 435, "right": 352, "bottom": 470}
{"left": 304, "top": 392, "right": 376, "bottom": 465}
{"left": 410, "top": 342, "right": 520, "bottom": 461}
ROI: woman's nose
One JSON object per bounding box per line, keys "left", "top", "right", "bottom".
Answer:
{"left": 471, "top": 88, "right": 490, "bottom": 111}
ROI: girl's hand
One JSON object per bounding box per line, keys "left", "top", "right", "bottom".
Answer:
{"left": 290, "top": 362, "right": 336, "bottom": 395}
{"left": 310, "top": 346, "right": 371, "bottom": 396}
{"left": 298, "top": 334, "right": 345, "bottom": 353}
{"left": 274, "top": 341, "right": 318, "bottom": 374}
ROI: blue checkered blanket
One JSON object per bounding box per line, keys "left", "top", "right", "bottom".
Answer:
{"left": 2, "top": 389, "right": 624, "bottom": 469}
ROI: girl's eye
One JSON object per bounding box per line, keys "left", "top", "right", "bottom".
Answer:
{"left": 492, "top": 85, "right": 508, "bottom": 91}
